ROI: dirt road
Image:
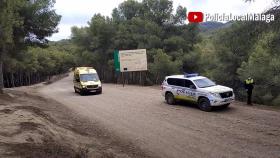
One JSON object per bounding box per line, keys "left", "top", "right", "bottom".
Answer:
{"left": 39, "top": 74, "right": 280, "bottom": 158}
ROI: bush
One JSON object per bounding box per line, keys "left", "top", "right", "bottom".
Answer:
{"left": 149, "top": 49, "right": 182, "bottom": 84}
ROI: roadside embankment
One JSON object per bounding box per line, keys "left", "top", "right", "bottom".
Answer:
{"left": 0, "top": 88, "right": 153, "bottom": 158}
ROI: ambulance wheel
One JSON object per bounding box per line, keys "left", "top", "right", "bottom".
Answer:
{"left": 80, "top": 90, "right": 86, "bottom": 96}
{"left": 165, "top": 92, "right": 175, "bottom": 105}
{"left": 97, "top": 90, "right": 102, "bottom": 95}
{"left": 198, "top": 98, "right": 212, "bottom": 112}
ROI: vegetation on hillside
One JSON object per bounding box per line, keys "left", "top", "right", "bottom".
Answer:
{"left": 69, "top": 0, "right": 280, "bottom": 105}
{"left": 0, "top": 0, "right": 62, "bottom": 90}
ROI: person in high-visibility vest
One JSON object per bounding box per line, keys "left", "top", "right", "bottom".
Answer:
{"left": 244, "top": 77, "right": 254, "bottom": 105}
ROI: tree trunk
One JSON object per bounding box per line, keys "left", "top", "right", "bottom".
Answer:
{"left": 155, "top": 73, "right": 159, "bottom": 84}
{"left": 0, "top": 51, "right": 4, "bottom": 94}
{"left": 11, "top": 73, "right": 15, "bottom": 87}
{"left": 5, "top": 74, "right": 10, "bottom": 88}
{"left": 19, "top": 71, "right": 22, "bottom": 86}
{"left": 24, "top": 73, "right": 27, "bottom": 86}
{"left": 28, "top": 72, "right": 31, "bottom": 85}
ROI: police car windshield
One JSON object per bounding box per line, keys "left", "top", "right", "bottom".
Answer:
{"left": 80, "top": 73, "right": 99, "bottom": 82}
{"left": 193, "top": 78, "right": 216, "bottom": 88}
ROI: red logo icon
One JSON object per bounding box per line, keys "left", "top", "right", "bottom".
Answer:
{"left": 188, "top": 12, "right": 204, "bottom": 23}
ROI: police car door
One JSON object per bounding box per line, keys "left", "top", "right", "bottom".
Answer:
{"left": 174, "top": 79, "right": 186, "bottom": 99}
{"left": 184, "top": 79, "right": 197, "bottom": 102}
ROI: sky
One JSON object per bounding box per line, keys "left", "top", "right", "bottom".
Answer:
{"left": 48, "top": 0, "right": 276, "bottom": 41}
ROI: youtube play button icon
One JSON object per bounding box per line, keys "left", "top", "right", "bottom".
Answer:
{"left": 188, "top": 12, "right": 204, "bottom": 23}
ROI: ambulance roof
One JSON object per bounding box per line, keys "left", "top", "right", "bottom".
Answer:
{"left": 75, "top": 67, "right": 96, "bottom": 74}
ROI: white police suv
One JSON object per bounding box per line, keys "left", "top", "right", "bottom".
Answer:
{"left": 161, "top": 73, "right": 235, "bottom": 111}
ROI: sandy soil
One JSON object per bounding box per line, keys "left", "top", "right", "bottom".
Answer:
{"left": 0, "top": 87, "right": 153, "bottom": 158}
{"left": 37, "top": 74, "right": 280, "bottom": 158}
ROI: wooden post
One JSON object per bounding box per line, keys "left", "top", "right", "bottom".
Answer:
{"left": 144, "top": 71, "right": 147, "bottom": 86}
{"left": 125, "top": 72, "right": 128, "bottom": 84}
{"left": 122, "top": 72, "right": 124, "bottom": 87}
{"left": 139, "top": 71, "right": 142, "bottom": 86}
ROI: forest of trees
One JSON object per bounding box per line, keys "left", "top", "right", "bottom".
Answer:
{"left": 0, "top": 0, "right": 279, "bottom": 106}
{"left": 69, "top": 0, "right": 280, "bottom": 105}
{"left": 0, "top": 0, "right": 63, "bottom": 91}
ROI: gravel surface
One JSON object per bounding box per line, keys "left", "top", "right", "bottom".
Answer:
{"left": 39, "top": 74, "right": 280, "bottom": 158}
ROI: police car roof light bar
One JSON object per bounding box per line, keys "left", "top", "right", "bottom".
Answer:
{"left": 184, "top": 73, "right": 199, "bottom": 78}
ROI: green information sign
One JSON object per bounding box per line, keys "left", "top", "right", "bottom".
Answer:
{"left": 114, "top": 50, "right": 120, "bottom": 72}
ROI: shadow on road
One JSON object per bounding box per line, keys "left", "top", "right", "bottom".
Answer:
{"left": 169, "top": 100, "right": 236, "bottom": 113}
{"left": 73, "top": 92, "right": 102, "bottom": 96}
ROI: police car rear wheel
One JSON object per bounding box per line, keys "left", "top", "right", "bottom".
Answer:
{"left": 165, "top": 93, "right": 175, "bottom": 105}
{"left": 198, "top": 98, "right": 212, "bottom": 112}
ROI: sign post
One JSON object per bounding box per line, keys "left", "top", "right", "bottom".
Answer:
{"left": 114, "top": 50, "right": 121, "bottom": 84}
{"left": 114, "top": 49, "right": 147, "bottom": 87}
{"left": 114, "top": 50, "right": 120, "bottom": 72}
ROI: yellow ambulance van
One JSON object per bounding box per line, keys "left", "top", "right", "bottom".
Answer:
{"left": 73, "top": 67, "right": 102, "bottom": 95}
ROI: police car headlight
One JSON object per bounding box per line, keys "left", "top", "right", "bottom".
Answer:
{"left": 210, "top": 92, "right": 220, "bottom": 98}
{"left": 82, "top": 85, "right": 86, "bottom": 88}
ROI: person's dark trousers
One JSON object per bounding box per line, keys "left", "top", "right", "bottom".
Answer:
{"left": 247, "top": 90, "right": 252, "bottom": 105}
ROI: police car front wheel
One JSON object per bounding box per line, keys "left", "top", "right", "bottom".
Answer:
{"left": 165, "top": 93, "right": 175, "bottom": 105}
{"left": 198, "top": 98, "right": 212, "bottom": 112}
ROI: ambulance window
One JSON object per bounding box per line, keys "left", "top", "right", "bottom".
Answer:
{"left": 185, "top": 80, "right": 196, "bottom": 89}
{"left": 80, "top": 73, "right": 99, "bottom": 82}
